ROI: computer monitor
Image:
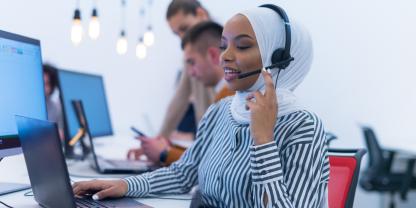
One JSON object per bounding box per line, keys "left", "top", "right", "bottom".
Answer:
{"left": 0, "top": 30, "right": 47, "bottom": 157}
{"left": 0, "top": 29, "right": 47, "bottom": 194}
{"left": 57, "top": 70, "right": 113, "bottom": 142}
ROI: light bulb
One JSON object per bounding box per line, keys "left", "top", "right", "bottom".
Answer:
{"left": 143, "top": 29, "right": 154, "bottom": 46}
{"left": 88, "top": 8, "right": 100, "bottom": 40}
{"left": 136, "top": 40, "right": 147, "bottom": 59}
{"left": 71, "top": 9, "right": 83, "bottom": 45}
{"left": 116, "top": 32, "right": 128, "bottom": 55}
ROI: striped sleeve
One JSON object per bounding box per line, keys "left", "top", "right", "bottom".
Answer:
{"left": 123, "top": 104, "right": 218, "bottom": 197}
{"left": 250, "top": 113, "right": 329, "bottom": 208}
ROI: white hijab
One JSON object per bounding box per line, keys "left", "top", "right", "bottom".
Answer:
{"left": 230, "top": 7, "right": 313, "bottom": 125}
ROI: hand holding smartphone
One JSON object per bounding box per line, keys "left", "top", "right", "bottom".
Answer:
{"left": 130, "top": 126, "right": 147, "bottom": 137}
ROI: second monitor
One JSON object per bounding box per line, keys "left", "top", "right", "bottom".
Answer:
{"left": 58, "top": 70, "right": 114, "bottom": 158}
{"left": 58, "top": 70, "right": 113, "bottom": 141}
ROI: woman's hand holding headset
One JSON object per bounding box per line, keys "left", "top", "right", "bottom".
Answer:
{"left": 246, "top": 70, "right": 277, "bottom": 145}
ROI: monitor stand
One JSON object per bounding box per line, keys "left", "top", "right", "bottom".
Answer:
{"left": 0, "top": 158, "right": 31, "bottom": 196}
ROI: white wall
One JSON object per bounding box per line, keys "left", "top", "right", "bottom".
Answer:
{"left": 1, "top": 0, "right": 416, "bottom": 207}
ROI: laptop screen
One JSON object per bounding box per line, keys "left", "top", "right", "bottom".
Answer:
{"left": 15, "top": 116, "right": 75, "bottom": 207}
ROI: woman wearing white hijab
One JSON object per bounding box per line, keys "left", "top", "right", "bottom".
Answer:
{"left": 73, "top": 5, "right": 329, "bottom": 208}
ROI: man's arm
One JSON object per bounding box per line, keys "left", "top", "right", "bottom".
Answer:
{"left": 159, "top": 71, "right": 215, "bottom": 138}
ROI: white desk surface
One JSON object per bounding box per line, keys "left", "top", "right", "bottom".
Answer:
{"left": 0, "top": 135, "right": 192, "bottom": 208}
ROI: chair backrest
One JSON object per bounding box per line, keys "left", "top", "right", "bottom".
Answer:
{"left": 328, "top": 148, "right": 366, "bottom": 208}
{"left": 325, "top": 132, "right": 338, "bottom": 146}
{"left": 361, "top": 126, "right": 385, "bottom": 171}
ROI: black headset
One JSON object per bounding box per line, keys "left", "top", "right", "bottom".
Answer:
{"left": 259, "top": 4, "right": 294, "bottom": 70}
{"left": 237, "top": 4, "right": 295, "bottom": 79}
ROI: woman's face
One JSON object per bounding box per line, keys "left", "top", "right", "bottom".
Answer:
{"left": 43, "top": 72, "right": 52, "bottom": 97}
{"left": 220, "top": 14, "right": 262, "bottom": 91}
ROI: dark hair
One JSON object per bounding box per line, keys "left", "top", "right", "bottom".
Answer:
{"left": 181, "top": 21, "right": 223, "bottom": 54}
{"left": 43, "top": 64, "right": 58, "bottom": 91}
{"left": 166, "top": 0, "right": 205, "bottom": 20}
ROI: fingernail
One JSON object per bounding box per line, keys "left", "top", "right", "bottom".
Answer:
{"left": 92, "top": 194, "right": 99, "bottom": 200}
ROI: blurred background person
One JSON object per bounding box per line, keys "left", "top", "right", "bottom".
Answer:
{"left": 127, "top": 0, "right": 216, "bottom": 165}
{"left": 43, "top": 63, "right": 64, "bottom": 140}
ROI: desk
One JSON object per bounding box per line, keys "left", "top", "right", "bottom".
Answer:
{"left": 0, "top": 135, "right": 192, "bottom": 208}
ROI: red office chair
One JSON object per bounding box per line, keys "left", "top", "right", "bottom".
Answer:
{"left": 328, "top": 148, "right": 366, "bottom": 208}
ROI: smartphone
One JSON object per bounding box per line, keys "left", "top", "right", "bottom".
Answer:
{"left": 130, "top": 126, "right": 147, "bottom": 137}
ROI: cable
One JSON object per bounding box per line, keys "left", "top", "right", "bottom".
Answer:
{"left": 0, "top": 158, "right": 13, "bottom": 208}
{"left": 0, "top": 200, "right": 13, "bottom": 208}
{"left": 274, "top": 68, "right": 282, "bottom": 89}
{"left": 23, "top": 190, "right": 33, "bottom": 197}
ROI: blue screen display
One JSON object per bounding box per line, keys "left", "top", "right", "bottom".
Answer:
{"left": 0, "top": 35, "right": 47, "bottom": 138}
{"left": 58, "top": 70, "right": 113, "bottom": 139}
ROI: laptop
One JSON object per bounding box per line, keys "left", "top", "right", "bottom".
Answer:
{"left": 57, "top": 69, "right": 157, "bottom": 174}
{"left": 72, "top": 100, "right": 157, "bottom": 174}
{"left": 57, "top": 69, "right": 123, "bottom": 158}
{"left": 15, "top": 115, "right": 151, "bottom": 208}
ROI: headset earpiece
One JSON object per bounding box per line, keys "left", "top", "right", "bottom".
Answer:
{"left": 271, "top": 48, "right": 285, "bottom": 67}
{"left": 260, "top": 4, "right": 294, "bottom": 70}
{"left": 237, "top": 4, "right": 294, "bottom": 80}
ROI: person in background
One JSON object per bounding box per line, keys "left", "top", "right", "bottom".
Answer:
{"left": 73, "top": 5, "right": 329, "bottom": 207}
{"left": 150, "top": 21, "right": 235, "bottom": 165}
{"left": 43, "top": 64, "right": 64, "bottom": 140}
{"left": 181, "top": 21, "right": 234, "bottom": 103}
{"left": 127, "top": 0, "right": 216, "bottom": 165}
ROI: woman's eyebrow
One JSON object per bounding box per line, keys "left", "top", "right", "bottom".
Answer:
{"left": 221, "top": 34, "right": 254, "bottom": 42}
{"left": 234, "top": 34, "right": 254, "bottom": 41}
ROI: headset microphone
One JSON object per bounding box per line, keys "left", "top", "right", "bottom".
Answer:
{"left": 237, "top": 57, "right": 294, "bottom": 79}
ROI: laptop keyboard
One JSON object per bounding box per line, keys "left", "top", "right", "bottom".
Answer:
{"left": 75, "top": 197, "right": 110, "bottom": 208}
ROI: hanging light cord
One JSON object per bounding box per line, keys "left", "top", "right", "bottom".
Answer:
{"left": 139, "top": 1, "right": 146, "bottom": 36}
{"left": 147, "top": 0, "right": 153, "bottom": 29}
{"left": 121, "top": 0, "right": 126, "bottom": 32}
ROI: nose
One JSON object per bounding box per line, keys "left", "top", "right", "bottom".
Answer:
{"left": 220, "top": 46, "right": 234, "bottom": 64}
{"left": 187, "top": 66, "right": 197, "bottom": 77}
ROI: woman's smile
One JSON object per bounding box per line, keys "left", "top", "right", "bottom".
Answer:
{"left": 223, "top": 67, "right": 241, "bottom": 81}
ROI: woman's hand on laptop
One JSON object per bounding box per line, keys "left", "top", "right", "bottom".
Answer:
{"left": 72, "top": 179, "right": 128, "bottom": 200}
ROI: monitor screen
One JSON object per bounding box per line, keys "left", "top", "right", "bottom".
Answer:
{"left": 0, "top": 30, "right": 47, "bottom": 158}
{"left": 58, "top": 70, "right": 113, "bottom": 140}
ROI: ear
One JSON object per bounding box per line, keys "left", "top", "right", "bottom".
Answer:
{"left": 195, "top": 7, "right": 209, "bottom": 20}
{"left": 207, "top": 47, "right": 220, "bottom": 65}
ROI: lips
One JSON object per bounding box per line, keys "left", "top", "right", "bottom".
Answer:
{"left": 224, "top": 67, "right": 240, "bottom": 81}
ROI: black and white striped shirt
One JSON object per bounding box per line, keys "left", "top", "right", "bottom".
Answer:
{"left": 124, "top": 97, "right": 330, "bottom": 207}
